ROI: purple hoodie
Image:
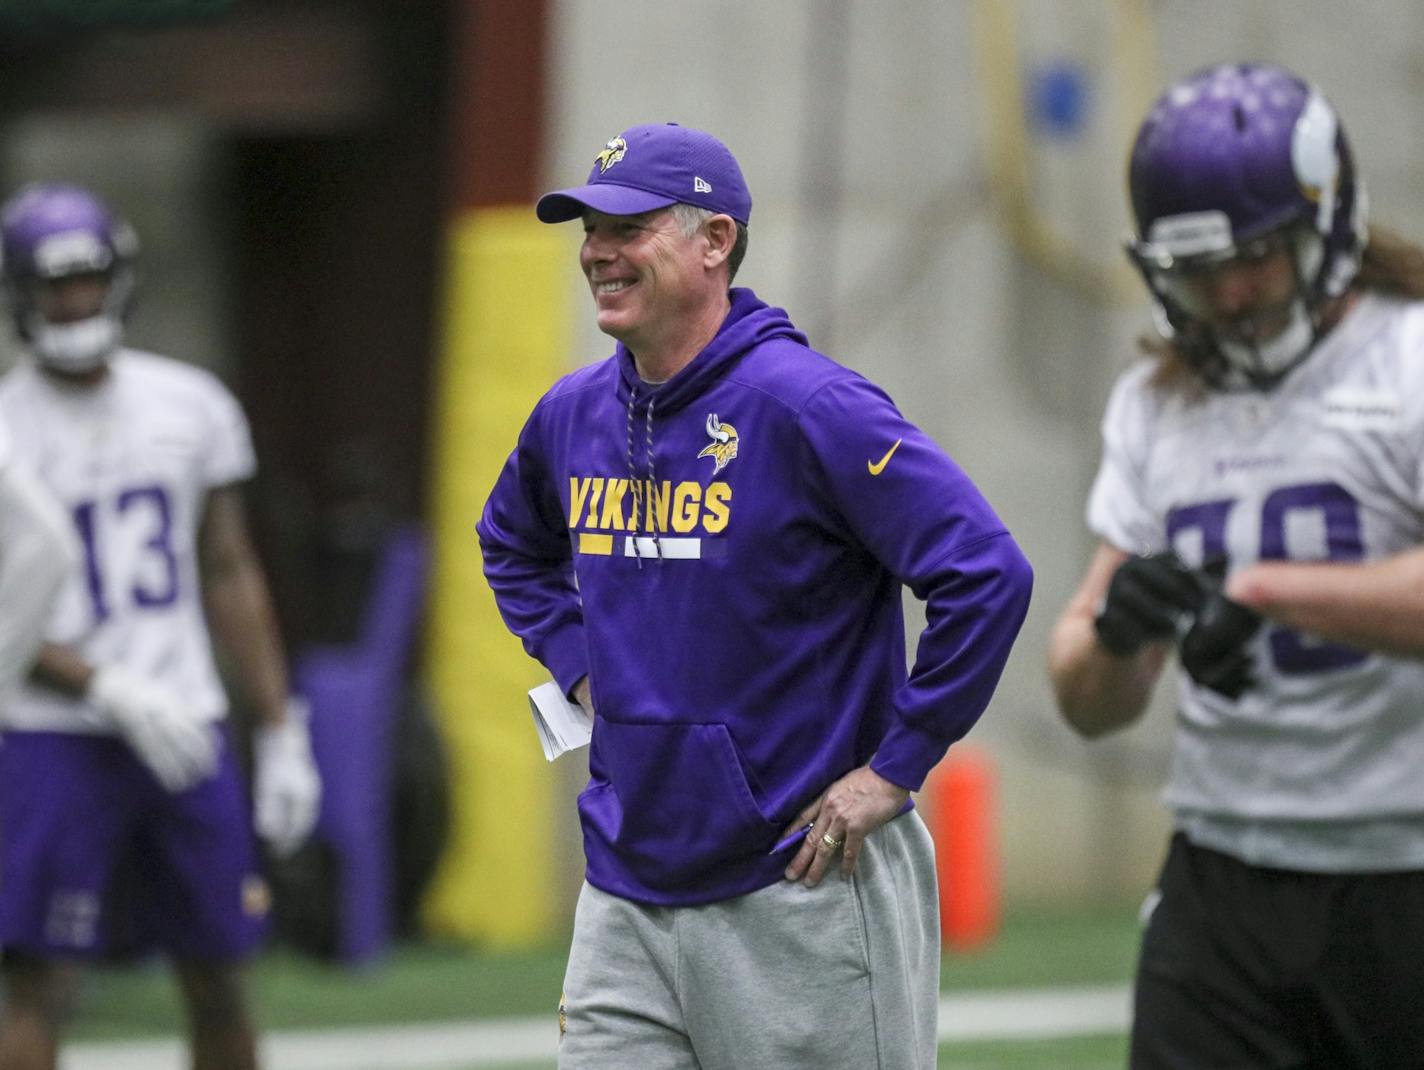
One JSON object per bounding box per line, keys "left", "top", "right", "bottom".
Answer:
{"left": 479, "top": 288, "right": 1032, "bottom": 905}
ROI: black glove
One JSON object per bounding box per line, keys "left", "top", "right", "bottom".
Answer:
{"left": 1094, "top": 552, "right": 1206, "bottom": 657}
{"left": 1178, "top": 590, "right": 1262, "bottom": 699}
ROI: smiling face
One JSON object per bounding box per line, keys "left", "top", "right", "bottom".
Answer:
{"left": 580, "top": 207, "right": 730, "bottom": 375}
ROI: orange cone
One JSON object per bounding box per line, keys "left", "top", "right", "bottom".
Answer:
{"left": 927, "top": 744, "right": 999, "bottom": 951}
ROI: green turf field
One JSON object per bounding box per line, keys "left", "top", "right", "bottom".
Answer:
{"left": 67, "top": 900, "right": 1142, "bottom": 1068}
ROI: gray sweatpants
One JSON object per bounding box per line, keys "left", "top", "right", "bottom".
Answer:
{"left": 558, "top": 810, "right": 940, "bottom": 1069}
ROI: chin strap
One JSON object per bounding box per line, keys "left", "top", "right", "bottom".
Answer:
{"left": 1212, "top": 297, "right": 1318, "bottom": 390}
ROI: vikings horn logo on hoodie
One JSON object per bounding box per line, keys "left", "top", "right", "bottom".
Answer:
{"left": 697, "top": 413, "right": 739, "bottom": 474}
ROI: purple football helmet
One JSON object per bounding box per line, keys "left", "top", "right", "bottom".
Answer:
{"left": 0, "top": 183, "right": 138, "bottom": 374}
{"left": 1126, "top": 63, "right": 1367, "bottom": 389}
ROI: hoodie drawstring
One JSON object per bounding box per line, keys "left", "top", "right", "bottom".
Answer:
{"left": 624, "top": 388, "right": 662, "bottom": 566}
{"left": 644, "top": 396, "right": 662, "bottom": 561}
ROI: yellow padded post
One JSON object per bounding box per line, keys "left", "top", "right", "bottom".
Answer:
{"left": 423, "top": 206, "right": 573, "bottom": 947}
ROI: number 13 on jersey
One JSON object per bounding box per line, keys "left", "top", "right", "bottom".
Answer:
{"left": 71, "top": 484, "right": 180, "bottom": 624}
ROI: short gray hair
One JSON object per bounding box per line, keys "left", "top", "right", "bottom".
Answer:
{"left": 670, "top": 203, "right": 749, "bottom": 284}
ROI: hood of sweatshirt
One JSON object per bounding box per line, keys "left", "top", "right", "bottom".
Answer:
{"left": 613, "top": 287, "right": 807, "bottom": 415}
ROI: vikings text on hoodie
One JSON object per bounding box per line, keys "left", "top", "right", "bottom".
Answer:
{"left": 478, "top": 288, "right": 1033, "bottom": 905}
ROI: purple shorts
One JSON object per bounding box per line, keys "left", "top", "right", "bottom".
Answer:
{"left": 0, "top": 730, "right": 268, "bottom": 961}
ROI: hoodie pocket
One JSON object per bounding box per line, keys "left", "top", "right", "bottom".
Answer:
{"left": 582, "top": 719, "right": 779, "bottom": 887}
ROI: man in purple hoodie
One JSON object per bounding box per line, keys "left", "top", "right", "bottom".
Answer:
{"left": 478, "top": 122, "right": 1033, "bottom": 1069}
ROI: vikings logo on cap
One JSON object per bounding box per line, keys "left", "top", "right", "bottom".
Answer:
{"left": 697, "top": 413, "right": 739, "bottom": 474}
{"left": 594, "top": 136, "right": 627, "bottom": 174}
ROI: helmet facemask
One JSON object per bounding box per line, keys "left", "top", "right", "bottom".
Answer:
{"left": 20, "top": 268, "right": 134, "bottom": 376}
{"left": 1129, "top": 218, "right": 1328, "bottom": 390}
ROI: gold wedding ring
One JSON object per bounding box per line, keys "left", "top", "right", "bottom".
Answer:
{"left": 821, "top": 832, "right": 844, "bottom": 850}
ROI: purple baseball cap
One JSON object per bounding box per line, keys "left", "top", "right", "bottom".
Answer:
{"left": 536, "top": 123, "right": 752, "bottom": 226}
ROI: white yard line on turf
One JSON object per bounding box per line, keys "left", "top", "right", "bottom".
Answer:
{"left": 60, "top": 983, "right": 1133, "bottom": 1070}
{"left": 939, "top": 982, "right": 1132, "bottom": 1040}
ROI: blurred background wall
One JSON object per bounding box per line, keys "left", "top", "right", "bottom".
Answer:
{"left": 1, "top": 0, "right": 1422, "bottom": 951}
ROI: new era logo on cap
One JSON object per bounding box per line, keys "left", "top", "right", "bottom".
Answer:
{"left": 536, "top": 123, "right": 752, "bottom": 226}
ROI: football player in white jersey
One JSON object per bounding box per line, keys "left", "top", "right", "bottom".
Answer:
{"left": 0, "top": 184, "right": 320, "bottom": 1070}
{"left": 1050, "top": 64, "right": 1424, "bottom": 1069}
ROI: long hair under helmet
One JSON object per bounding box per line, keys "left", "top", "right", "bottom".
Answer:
{"left": 1125, "top": 63, "right": 1367, "bottom": 390}
{"left": 0, "top": 183, "right": 138, "bottom": 374}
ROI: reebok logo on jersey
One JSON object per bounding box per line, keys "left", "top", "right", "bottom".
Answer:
{"left": 868, "top": 438, "right": 902, "bottom": 476}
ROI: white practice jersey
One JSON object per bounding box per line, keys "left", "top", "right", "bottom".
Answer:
{"left": 0, "top": 348, "right": 256, "bottom": 733}
{"left": 1088, "top": 293, "right": 1424, "bottom": 872}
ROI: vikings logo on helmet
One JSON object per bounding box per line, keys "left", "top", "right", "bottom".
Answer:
{"left": 595, "top": 136, "right": 627, "bottom": 174}
{"left": 697, "top": 413, "right": 739, "bottom": 474}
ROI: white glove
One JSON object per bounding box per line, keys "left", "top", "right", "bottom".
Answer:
{"left": 87, "top": 664, "right": 219, "bottom": 793}
{"left": 254, "top": 696, "right": 322, "bottom": 857}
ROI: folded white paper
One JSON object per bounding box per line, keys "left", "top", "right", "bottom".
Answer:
{"left": 528, "top": 681, "right": 594, "bottom": 761}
